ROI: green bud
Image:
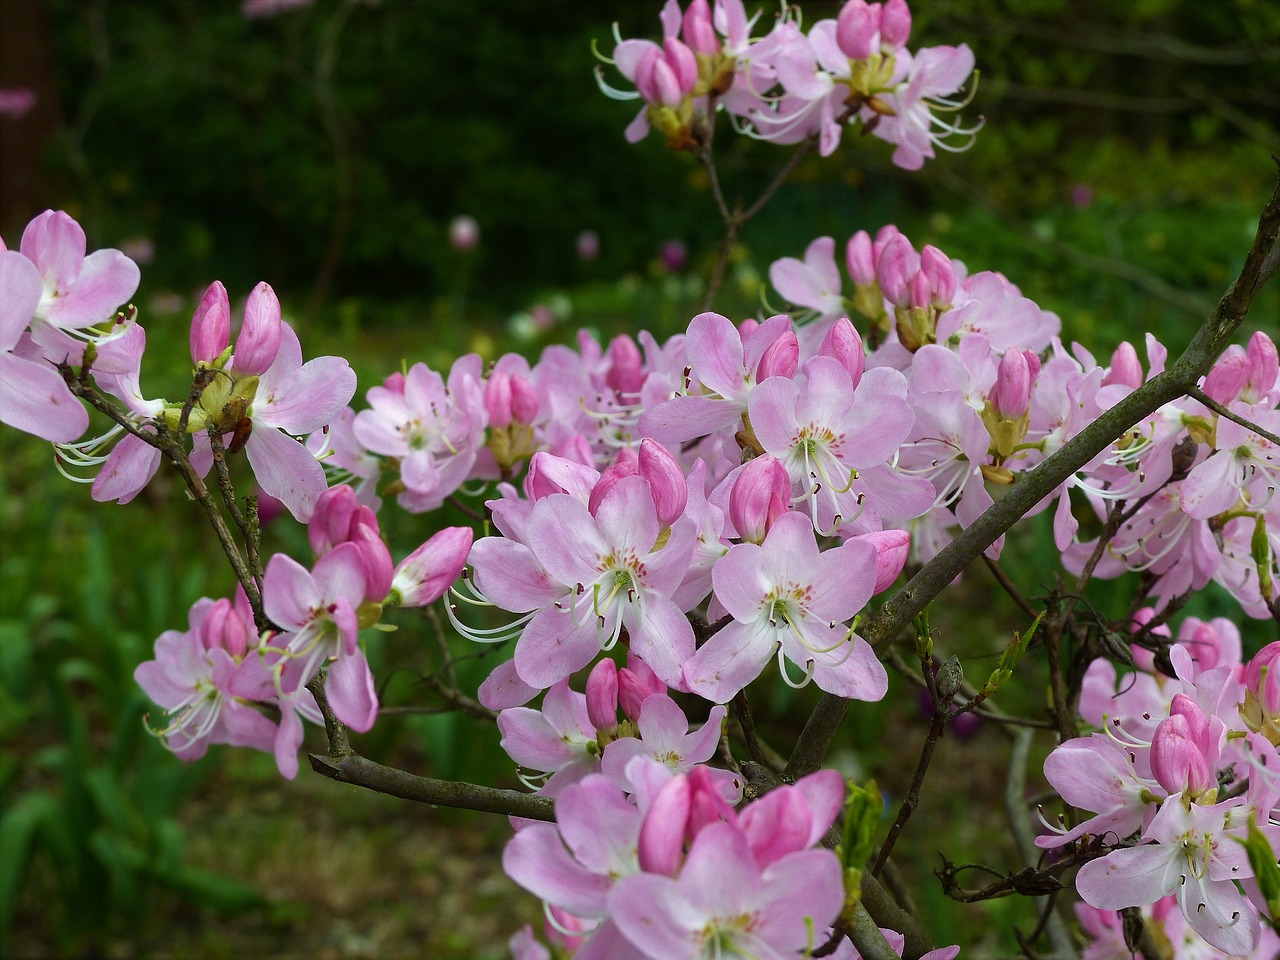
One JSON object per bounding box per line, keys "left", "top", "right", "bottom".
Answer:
{"left": 936, "top": 656, "right": 964, "bottom": 702}
{"left": 1253, "top": 514, "right": 1275, "bottom": 601}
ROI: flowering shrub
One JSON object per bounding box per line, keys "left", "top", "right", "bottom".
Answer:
{"left": 4, "top": 1, "right": 1280, "bottom": 957}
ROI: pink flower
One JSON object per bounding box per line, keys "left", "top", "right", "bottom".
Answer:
{"left": 684, "top": 511, "right": 887, "bottom": 702}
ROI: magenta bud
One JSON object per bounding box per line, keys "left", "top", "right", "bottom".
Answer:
{"left": 1247, "top": 642, "right": 1280, "bottom": 715}
{"left": 919, "top": 245, "right": 956, "bottom": 306}
{"left": 989, "top": 349, "right": 1031, "bottom": 418}
{"left": 1168, "top": 693, "right": 1211, "bottom": 752}
{"left": 879, "top": 0, "right": 911, "bottom": 47}
{"left": 605, "top": 333, "right": 646, "bottom": 395}
{"left": 686, "top": 765, "right": 736, "bottom": 837}
{"left": 201, "top": 598, "right": 234, "bottom": 654}
{"left": 524, "top": 451, "right": 599, "bottom": 502}
{"left": 391, "top": 526, "right": 474, "bottom": 607}
{"left": 352, "top": 526, "right": 394, "bottom": 602}
{"left": 860, "top": 528, "right": 910, "bottom": 593}
{"left": 1150, "top": 712, "right": 1212, "bottom": 798}
{"left": 585, "top": 658, "right": 619, "bottom": 731}
{"left": 845, "top": 231, "right": 875, "bottom": 284}
{"left": 737, "top": 317, "right": 760, "bottom": 339}
{"left": 638, "top": 438, "right": 688, "bottom": 527}
{"left": 485, "top": 370, "right": 513, "bottom": 428}
{"left": 664, "top": 37, "right": 699, "bottom": 92}
{"left": 818, "top": 318, "right": 865, "bottom": 387}
{"left": 682, "top": 0, "right": 719, "bottom": 54}
{"left": 509, "top": 374, "right": 539, "bottom": 424}
{"left": 310, "top": 484, "right": 360, "bottom": 556}
{"left": 1203, "top": 351, "right": 1248, "bottom": 405}
{"left": 729, "top": 455, "right": 791, "bottom": 544}
{"left": 1103, "top": 341, "right": 1142, "bottom": 389}
{"left": 619, "top": 654, "right": 666, "bottom": 720}
{"left": 190, "top": 281, "right": 230, "bottom": 364}
{"left": 1244, "top": 331, "right": 1279, "bottom": 402}
{"left": 637, "top": 776, "right": 691, "bottom": 875}
{"left": 875, "top": 234, "right": 917, "bottom": 307}
{"left": 588, "top": 459, "right": 639, "bottom": 516}
{"left": 907, "top": 269, "right": 932, "bottom": 311}
{"left": 232, "top": 281, "right": 283, "bottom": 376}
{"left": 835, "top": 0, "right": 880, "bottom": 60}
{"left": 755, "top": 330, "right": 799, "bottom": 381}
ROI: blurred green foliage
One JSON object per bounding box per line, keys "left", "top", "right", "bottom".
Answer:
{"left": 1, "top": 0, "right": 1278, "bottom": 954}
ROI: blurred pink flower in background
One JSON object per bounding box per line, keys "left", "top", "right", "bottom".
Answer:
{"left": 659, "top": 239, "right": 686, "bottom": 272}
{"left": 242, "top": 0, "right": 313, "bottom": 19}
{"left": 0, "top": 88, "right": 37, "bottom": 119}
{"left": 449, "top": 215, "right": 480, "bottom": 252}
{"left": 576, "top": 229, "right": 600, "bottom": 261}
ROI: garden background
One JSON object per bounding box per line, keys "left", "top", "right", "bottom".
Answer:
{"left": 1, "top": 0, "right": 1277, "bottom": 957}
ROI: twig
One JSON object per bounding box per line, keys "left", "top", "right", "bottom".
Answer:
{"left": 982, "top": 556, "right": 1040, "bottom": 619}
{"left": 1186, "top": 385, "right": 1280, "bottom": 447}
{"left": 870, "top": 711, "right": 944, "bottom": 877}
{"left": 207, "top": 430, "right": 263, "bottom": 593}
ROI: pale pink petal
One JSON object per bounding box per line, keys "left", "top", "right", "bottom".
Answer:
{"left": 478, "top": 659, "right": 538, "bottom": 710}
{"left": 244, "top": 424, "right": 327, "bottom": 523}
{"left": 0, "top": 250, "right": 41, "bottom": 350}
{"left": 514, "top": 606, "right": 602, "bottom": 690}
{"left": 263, "top": 553, "right": 321, "bottom": 630}
{"left": 682, "top": 620, "right": 774, "bottom": 703}
{"left": 0, "top": 352, "right": 87, "bottom": 441}
{"left": 257, "top": 355, "right": 356, "bottom": 435}
{"left": 91, "top": 431, "right": 160, "bottom": 503}
{"left": 327, "top": 648, "right": 377, "bottom": 732}
{"left": 43, "top": 249, "right": 139, "bottom": 329}
{"left": 504, "top": 823, "right": 612, "bottom": 917}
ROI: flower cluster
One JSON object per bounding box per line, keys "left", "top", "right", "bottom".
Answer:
{"left": 597, "top": 0, "right": 979, "bottom": 168}
{"left": 1042, "top": 623, "right": 1280, "bottom": 954}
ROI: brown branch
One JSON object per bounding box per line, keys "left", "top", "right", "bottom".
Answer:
{"left": 787, "top": 164, "right": 1280, "bottom": 779}
{"left": 1187, "top": 385, "right": 1280, "bottom": 447}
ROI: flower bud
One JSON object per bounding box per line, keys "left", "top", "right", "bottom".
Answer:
{"left": 1243, "top": 642, "right": 1280, "bottom": 743}
{"left": 907, "top": 269, "right": 932, "bottom": 311}
{"left": 1150, "top": 708, "right": 1213, "bottom": 800}
{"left": 1128, "top": 607, "right": 1170, "bottom": 672}
{"left": 509, "top": 374, "right": 539, "bottom": 424}
{"left": 587, "top": 459, "right": 639, "bottom": 516}
{"left": 524, "top": 451, "right": 598, "bottom": 502}
{"left": 352, "top": 525, "right": 395, "bottom": 603}
{"left": 989, "top": 349, "right": 1032, "bottom": 419}
{"left": 835, "top": 0, "right": 880, "bottom": 60}
{"left": 638, "top": 776, "right": 690, "bottom": 875}
{"left": 857, "top": 528, "right": 910, "bottom": 593}
{"left": 310, "top": 484, "right": 360, "bottom": 556}
{"left": 846, "top": 231, "right": 876, "bottom": 284}
{"left": 485, "top": 370, "right": 513, "bottom": 428}
{"left": 737, "top": 317, "right": 760, "bottom": 339}
{"left": 1244, "top": 331, "right": 1279, "bottom": 403}
{"left": 880, "top": 0, "right": 911, "bottom": 48}
{"left": 876, "top": 234, "right": 918, "bottom": 307}
{"left": 605, "top": 333, "right": 646, "bottom": 395}
{"left": 390, "top": 526, "right": 474, "bottom": 607}
{"left": 232, "top": 281, "right": 283, "bottom": 376}
{"left": 729, "top": 455, "right": 791, "bottom": 544}
{"left": 1203, "top": 351, "right": 1248, "bottom": 405}
{"left": 817, "top": 317, "right": 865, "bottom": 387}
{"left": 190, "top": 281, "right": 230, "bottom": 365}
{"left": 1102, "top": 341, "right": 1142, "bottom": 389}
{"left": 686, "top": 765, "right": 736, "bottom": 837}
{"left": 619, "top": 654, "right": 666, "bottom": 720}
{"left": 638, "top": 439, "right": 688, "bottom": 527}
{"left": 755, "top": 330, "right": 799, "bottom": 381}
{"left": 585, "top": 658, "right": 619, "bottom": 731}
{"left": 201, "top": 598, "right": 244, "bottom": 658}
{"left": 919, "top": 245, "right": 956, "bottom": 307}
{"left": 682, "top": 0, "right": 719, "bottom": 55}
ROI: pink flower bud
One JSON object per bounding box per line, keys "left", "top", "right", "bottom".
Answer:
{"left": 1246, "top": 642, "right": 1280, "bottom": 715}
{"left": 989, "top": 349, "right": 1031, "bottom": 418}
{"left": 845, "top": 231, "right": 875, "bottom": 285}
{"left": 729, "top": 455, "right": 791, "bottom": 544}
{"left": 485, "top": 370, "right": 513, "bottom": 428}
{"left": 755, "top": 329, "right": 799, "bottom": 380}
{"left": 1203, "top": 351, "right": 1247, "bottom": 404}
{"left": 879, "top": 0, "right": 911, "bottom": 48}
{"left": 588, "top": 458, "right": 639, "bottom": 516}
{"left": 907, "top": 269, "right": 932, "bottom": 311}
{"left": 1168, "top": 693, "right": 1211, "bottom": 751}
{"left": 201, "top": 598, "right": 241, "bottom": 657}
{"left": 875, "top": 234, "right": 918, "bottom": 307}
{"left": 1128, "top": 607, "right": 1170, "bottom": 672}
{"left": 190, "top": 281, "right": 230, "bottom": 364}
{"left": 585, "top": 658, "right": 619, "bottom": 731}
{"left": 1102, "top": 341, "right": 1142, "bottom": 389}
{"left": 1150, "top": 710, "right": 1212, "bottom": 799}
{"left": 737, "top": 317, "right": 760, "bottom": 339}
{"left": 663, "top": 36, "right": 699, "bottom": 94}
{"left": 858, "top": 528, "right": 910, "bottom": 593}
{"left": 233, "top": 281, "right": 283, "bottom": 376}
{"left": 310, "top": 484, "right": 360, "bottom": 556}
{"left": 382, "top": 370, "right": 406, "bottom": 394}
{"left": 638, "top": 438, "right": 688, "bottom": 527}
{"left": 835, "top": 0, "right": 880, "bottom": 60}
{"left": 638, "top": 776, "right": 691, "bottom": 875}
{"left": 390, "top": 526, "right": 474, "bottom": 607}
{"left": 524, "top": 451, "right": 598, "bottom": 502}
{"left": 818, "top": 318, "right": 865, "bottom": 387}
{"left": 1244, "top": 331, "right": 1278, "bottom": 402}
{"left": 682, "top": 0, "right": 719, "bottom": 55}
{"left": 619, "top": 654, "right": 666, "bottom": 720}
{"left": 605, "top": 333, "right": 646, "bottom": 394}
{"left": 352, "top": 525, "right": 394, "bottom": 602}
{"left": 686, "top": 765, "right": 736, "bottom": 837}
{"left": 510, "top": 374, "right": 539, "bottom": 424}
{"left": 919, "top": 245, "right": 956, "bottom": 307}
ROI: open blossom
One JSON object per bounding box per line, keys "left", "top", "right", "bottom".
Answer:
{"left": 684, "top": 511, "right": 887, "bottom": 702}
